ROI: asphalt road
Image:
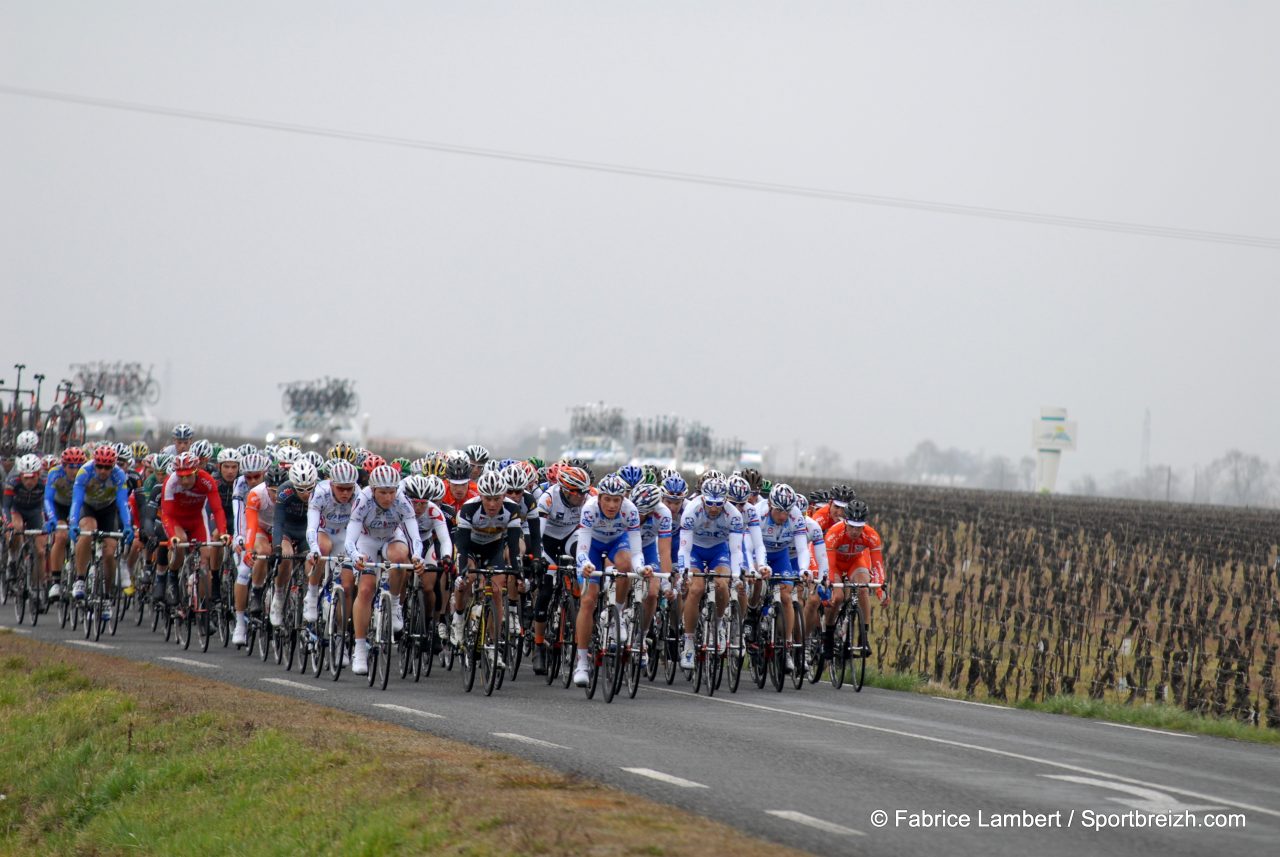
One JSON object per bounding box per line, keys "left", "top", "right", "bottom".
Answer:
{"left": 3, "top": 604, "right": 1278, "bottom": 857}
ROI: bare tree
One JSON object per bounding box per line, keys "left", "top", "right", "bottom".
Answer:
{"left": 1207, "top": 450, "right": 1271, "bottom": 506}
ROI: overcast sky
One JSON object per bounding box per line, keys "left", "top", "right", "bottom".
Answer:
{"left": 3, "top": 1, "right": 1277, "bottom": 482}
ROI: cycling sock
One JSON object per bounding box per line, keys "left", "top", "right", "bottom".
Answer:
{"left": 534, "top": 633, "right": 545, "bottom": 645}
{"left": 307, "top": 583, "right": 319, "bottom": 597}
{"left": 235, "top": 611, "right": 246, "bottom": 624}
{"left": 683, "top": 633, "right": 694, "bottom": 647}
{"left": 576, "top": 647, "right": 590, "bottom": 665}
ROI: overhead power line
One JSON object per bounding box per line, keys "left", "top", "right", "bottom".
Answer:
{"left": 4, "top": 83, "right": 1277, "bottom": 249}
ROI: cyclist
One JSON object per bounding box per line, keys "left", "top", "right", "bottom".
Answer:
{"left": 441, "top": 453, "right": 478, "bottom": 517}
{"left": 811, "top": 484, "right": 855, "bottom": 532}
{"left": 343, "top": 463, "right": 425, "bottom": 676}
{"left": 530, "top": 465, "right": 591, "bottom": 673}
{"left": 160, "top": 451, "right": 229, "bottom": 605}
{"left": 448, "top": 469, "right": 523, "bottom": 651}
{"left": 630, "top": 481, "right": 672, "bottom": 660}
{"left": 402, "top": 473, "right": 453, "bottom": 636}
{"left": 42, "top": 448, "right": 86, "bottom": 594}
{"left": 241, "top": 463, "right": 283, "bottom": 622}
{"left": 302, "top": 458, "right": 359, "bottom": 624}
{"left": 4, "top": 453, "right": 48, "bottom": 592}
{"left": 161, "top": 423, "right": 194, "bottom": 457}
{"left": 572, "top": 473, "right": 644, "bottom": 687}
{"left": 267, "top": 459, "right": 317, "bottom": 629}
{"left": 230, "top": 452, "right": 271, "bottom": 645}
{"left": 676, "top": 476, "right": 745, "bottom": 670}
{"left": 752, "top": 484, "right": 811, "bottom": 672}
{"left": 68, "top": 445, "right": 134, "bottom": 606}
{"left": 210, "top": 449, "right": 240, "bottom": 592}
{"left": 823, "top": 499, "right": 887, "bottom": 654}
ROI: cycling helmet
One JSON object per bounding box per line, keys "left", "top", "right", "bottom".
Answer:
{"left": 423, "top": 457, "right": 448, "bottom": 479}
{"left": 41, "top": 453, "right": 59, "bottom": 472}
{"left": 558, "top": 466, "right": 591, "bottom": 493}
{"left": 327, "top": 459, "right": 358, "bottom": 486}
{"left": 15, "top": 453, "right": 41, "bottom": 475}
{"left": 498, "top": 457, "right": 518, "bottom": 471}
{"left": 366, "top": 464, "right": 397, "bottom": 489}
{"left": 661, "top": 474, "right": 688, "bottom": 499}
{"left": 236, "top": 443, "right": 257, "bottom": 457}
{"left": 361, "top": 453, "right": 386, "bottom": 473}
{"left": 278, "top": 437, "right": 301, "bottom": 450}
{"left": 112, "top": 441, "right": 130, "bottom": 459}
{"left": 289, "top": 459, "right": 319, "bottom": 490}
{"left": 808, "top": 489, "right": 831, "bottom": 506}
{"left": 631, "top": 483, "right": 662, "bottom": 514}
{"left": 392, "top": 456, "right": 411, "bottom": 473}
{"left": 142, "top": 453, "right": 157, "bottom": 471}
{"left": 759, "top": 478, "right": 773, "bottom": 496}
{"left": 210, "top": 443, "right": 224, "bottom": 460}
{"left": 15, "top": 430, "right": 38, "bottom": 452}
{"left": 303, "top": 450, "right": 325, "bottom": 469}
{"left": 93, "top": 446, "right": 118, "bottom": 468}
{"left": 173, "top": 451, "right": 199, "bottom": 476}
{"left": 700, "top": 477, "right": 728, "bottom": 506}
{"left": 597, "top": 473, "right": 628, "bottom": 497}
{"left": 768, "top": 483, "right": 796, "bottom": 510}
{"left": 217, "top": 448, "right": 240, "bottom": 465}
{"left": 172, "top": 423, "right": 194, "bottom": 440}
{"left": 465, "top": 444, "right": 490, "bottom": 466}
{"left": 740, "top": 468, "right": 763, "bottom": 492}
{"left": 517, "top": 460, "right": 539, "bottom": 490}
{"left": 154, "top": 453, "right": 175, "bottom": 474}
{"left": 617, "top": 465, "right": 644, "bottom": 488}
{"left": 831, "top": 484, "right": 857, "bottom": 505}
{"left": 503, "top": 465, "right": 528, "bottom": 493}
{"left": 580, "top": 463, "right": 595, "bottom": 483}
{"left": 726, "top": 475, "right": 752, "bottom": 504}
{"left": 846, "top": 500, "right": 869, "bottom": 527}
{"left": 408, "top": 457, "right": 428, "bottom": 476}
{"left": 794, "top": 494, "right": 810, "bottom": 514}
{"left": 702, "top": 469, "right": 725, "bottom": 484}
{"left": 130, "top": 441, "right": 150, "bottom": 461}
{"left": 402, "top": 474, "right": 433, "bottom": 500}
{"left": 445, "top": 454, "right": 472, "bottom": 482}
{"left": 264, "top": 464, "right": 288, "bottom": 487}
{"left": 422, "top": 474, "right": 447, "bottom": 503}
{"left": 241, "top": 452, "right": 269, "bottom": 474}
{"left": 476, "top": 470, "right": 506, "bottom": 497}
{"left": 660, "top": 467, "right": 680, "bottom": 482}
{"left": 641, "top": 464, "right": 660, "bottom": 485}
{"left": 327, "top": 442, "right": 357, "bottom": 463}
{"left": 482, "top": 459, "right": 502, "bottom": 474}
{"left": 117, "top": 449, "right": 135, "bottom": 469}
{"left": 276, "top": 445, "right": 300, "bottom": 467}
{"left": 526, "top": 456, "right": 545, "bottom": 470}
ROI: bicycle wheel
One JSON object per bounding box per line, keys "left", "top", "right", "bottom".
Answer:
{"left": 150, "top": 591, "right": 161, "bottom": 632}
{"left": 625, "top": 607, "right": 644, "bottom": 699}
{"left": 376, "top": 593, "right": 393, "bottom": 691}
{"left": 59, "top": 579, "right": 70, "bottom": 628}
{"left": 13, "top": 551, "right": 27, "bottom": 625}
{"left": 328, "top": 594, "right": 346, "bottom": 680}
{"left": 558, "top": 603, "right": 576, "bottom": 690}
{"left": 602, "top": 605, "right": 624, "bottom": 703}
{"left": 852, "top": 618, "right": 869, "bottom": 693}
{"left": 25, "top": 549, "right": 41, "bottom": 628}
{"left": 829, "top": 610, "right": 848, "bottom": 690}
{"left": 284, "top": 585, "right": 300, "bottom": 671}
{"left": 585, "top": 606, "right": 603, "bottom": 701}
{"left": 66, "top": 412, "right": 86, "bottom": 447}
{"left": 412, "top": 592, "right": 428, "bottom": 682}
{"left": 790, "top": 602, "right": 806, "bottom": 690}
{"left": 40, "top": 407, "right": 61, "bottom": 454}
{"left": 143, "top": 378, "right": 161, "bottom": 405}
{"left": 218, "top": 570, "right": 233, "bottom": 646}
{"left": 507, "top": 598, "right": 524, "bottom": 682}
{"left": 806, "top": 627, "right": 826, "bottom": 685}
{"left": 704, "top": 605, "right": 720, "bottom": 697}
{"left": 110, "top": 584, "right": 122, "bottom": 637}
{"left": 726, "top": 601, "right": 743, "bottom": 693}
{"left": 258, "top": 611, "right": 272, "bottom": 661}
{"left": 481, "top": 594, "right": 501, "bottom": 697}
{"left": 663, "top": 607, "right": 679, "bottom": 686}
{"left": 400, "top": 589, "right": 418, "bottom": 680}
{"left": 769, "top": 607, "right": 786, "bottom": 692}
{"left": 645, "top": 608, "right": 662, "bottom": 683}
{"left": 461, "top": 602, "right": 479, "bottom": 693}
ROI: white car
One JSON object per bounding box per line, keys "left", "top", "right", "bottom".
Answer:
{"left": 83, "top": 396, "right": 161, "bottom": 445}
{"left": 266, "top": 415, "right": 364, "bottom": 451}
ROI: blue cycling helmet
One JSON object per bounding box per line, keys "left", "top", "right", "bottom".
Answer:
{"left": 618, "top": 464, "right": 644, "bottom": 488}
{"left": 172, "top": 423, "right": 194, "bottom": 440}
{"left": 630, "top": 483, "right": 662, "bottom": 514}
{"left": 701, "top": 477, "right": 728, "bottom": 506}
{"left": 726, "top": 475, "right": 751, "bottom": 504}
{"left": 597, "top": 473, "right": 628, "bottom": 497}
{"left": 661, "top": 475, "right": 687, "bottom": 499}
{"left": 499, "top": 457, "right": 518, "bottom": 470}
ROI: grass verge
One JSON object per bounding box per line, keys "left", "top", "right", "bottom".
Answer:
{"left": 852, "top": 663, "right": 1280, "bottom": 745}
{"left": 0, "top": 635, "right": 810, "bottom": 857}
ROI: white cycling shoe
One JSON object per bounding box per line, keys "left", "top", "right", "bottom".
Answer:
{"left": 352, "top": 645, "right": 369, "bottom": 675}
{"left": 392, "top": 601, "right": 404, "bottom": 633}
{"left": 573, "top": 665, "right": 591, "bottom": 687}
{"left": 451, "top": 612, "right": 465, "bottom": 644}
{"left": 232, "top": 619, "right": 248, "bottom": 647}
{"left": 303, "top": 592, "right": 319, "bottom": 623}
{"left": 680, "top": 646, "right": 695, "bottom": 670}
{"left": 269, "top": 596, "right": 285, "bottom": 627}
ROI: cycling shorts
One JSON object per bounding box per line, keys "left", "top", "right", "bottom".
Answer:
{"left": 831, "top": 555, "right": 872, "bottom": 578}
{"left": 579, "top": 533, "right": 631, "bottom": 586}
{"left": 686, "top": 543, "right": 731, "bottom": 573}
{"left": 81, "top": 503, "right": 120, "bottom": 534}
{"left": 353, "top": 531, "right": 409, "bottom": 574}
{"left": 166, "top": 515, "right": 209, "bottom": 544}
{"left": 10, "top": 505, "right": 43, "bottom": 532}
{"left": 464, "top": 538, "right": 508, "bottom": 572}
{"left": 53, "top": 500, "right": 72, "bottom": 523}
{"left": 541, "top": 533, "right": 577, "bottom": 567}
{"left": 766, "top": 548, "right": 798, "bottom": 579}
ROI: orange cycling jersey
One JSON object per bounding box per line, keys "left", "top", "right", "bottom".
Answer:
{"left": 810, "top": 502, "right": 840, "bottom": 533}
{"left": 825, "top": 520, "right": 884, "bottom": 581}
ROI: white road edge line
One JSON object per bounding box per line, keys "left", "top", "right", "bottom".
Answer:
{"left": 647, "top": 687, "right": 1280, "bottom": 818}
{"left": 260, "top": 678, "right": 324, "bottom": 693}
{"left": 1101, "top": 722, "right": 1195, "bottom": 738}
{"left": 67, "top": 640, "right": 116, "bottom": 650}
{"left": 931, "top": 696, "right": 1011, "bottom": 710}
{"left": 621, "top": 768, "right": 708, "bottom": 789}
{"left": 2, "top": 627, "right": 32, "bottom": 634}
{"left": 371, "top": 703, "right": 444, "bottom": 720}
{"left": 493, "top": 732, "right": 570, "bottom": 750}
{"left": 766, "top": 810, "right": 864, "bottom": 836}
{"left": 160, "top": 657, "right": 220, "bottom": 670}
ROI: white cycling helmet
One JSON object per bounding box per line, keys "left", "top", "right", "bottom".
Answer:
{"left": 275, "top": 446, "right": 300, "bottom": 466}
{"left": 768, "top": 483, "right": 797, "bottom": 510}
{"left": 630, "top": 483, "right": 662, "bottom": 514}
{"left": 15, "top": 430, "right": 38, "bottom": 452}
{"left": 289, "top": 459, "right": 318, "bottom": 490}
{"left": 422, "top": 474, "right": 446, "bottom": 503}
{"left": 217, "top": 448, "right": 241, "bottom": 465}
{"left": 327, "top": 459, "right": 358, "bottom": 486}
{"left": 241, "top": 452, "right": 270, "bottom": 474}
{"left": 15, "top": 453, "right": 42, "bottom": 475}
{"left": 476, "top": 470, "right": 506, "bottom": 497}
{"left": 368, "top": 464, "right": 400, "bottom": 489}
{"left": 502, "top": 465, "right": 527, "bottom": 493}
{"left": 597, "top": 474, "right": 628, "bottom": 497}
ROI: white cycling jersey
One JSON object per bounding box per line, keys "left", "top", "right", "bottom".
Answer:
{"left": 412, "top": 500, "right": 453, "bottom": 561}
{"left": 638, "top": 503, "right": 673, "bottom": 547}
{"left": 537, "top": 485, "right": 586, "bottom": 540}
{"left": 343, "top": 486, "right": 423, "bottom": 561}
{"left": 737, "top": 502, "right": 767, "bottom": 570}
{"left": 677, "top": 497, "right": 745, "bottom": 572}
{"left": 758, "top": 507, "right": 811, "bottom": 568}
{"left": 306, "top": 480, "right": 355, "bottom": 555}
{"left": 788, "top": 516, "right": 829, "bottom": 576}
{"left": 574, "top": 496, "right": 643, "bottom": 570}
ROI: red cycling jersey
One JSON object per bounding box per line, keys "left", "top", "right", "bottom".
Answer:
{"left": 161, "top": 470, "right": 228, "bottom": 537}
{"left": 825, "top": 520, "right": 884, "bottom": 583}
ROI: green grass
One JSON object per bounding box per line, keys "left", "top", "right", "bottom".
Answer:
{"left": 842, "top": 659, "right": 1280, "bottom": 745}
